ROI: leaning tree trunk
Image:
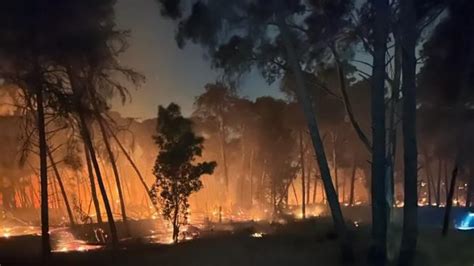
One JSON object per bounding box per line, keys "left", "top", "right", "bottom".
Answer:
{"left": 67, "top": 68, "right": 119, "bottom": 248}
{"left": 398, "top": 0, "right": 418, "bottom": 264}
{"left": 79, "top": 114, "right": 119, "bottom": 247}
{"left": 103, "top": 121, "right": 159, "bottom": 214}
{"left": 370, "top": 0, "right": 390, "bottom": 264}
{"left": 84, "top": 143, "right": 103, "bottom": 224}
{"left": 95, "top": 110, "right": 129, "bottom": 230}
{"left": 278, "top": 15, "right": 353, "bottom": 261}
{"left": 47, "top": 149, "right": 75, "bottom": 226}
{"left": 36, "top": 85, "right": 51, "bottom": 257}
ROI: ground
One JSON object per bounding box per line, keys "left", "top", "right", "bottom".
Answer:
{"left": 0, "top": 218, "right": 473, "bottom": 266}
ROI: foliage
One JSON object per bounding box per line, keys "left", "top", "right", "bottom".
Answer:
{"left": 151, "top": 103, "right": 216, "bottom": 241}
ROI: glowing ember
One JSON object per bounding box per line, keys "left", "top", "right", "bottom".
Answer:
{"left": 251, "top": 232, "right": 264, "bottom": 238}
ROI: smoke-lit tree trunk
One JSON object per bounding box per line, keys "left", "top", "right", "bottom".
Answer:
{"left": 104, "top": 122, "right": 158, "bottom": 214}
{"left": 79, "top": 114, "right": 119, "bottom": 247}
{"left": 47, "top": 149, "right": 75, "bottom": 226}
{"left": 68, "top": 68, "right": 119, "bottom": 248}
{"left": 332, "top": 133, "right": 339, "bottom": 198}
{"left": 370, "top": 0, "right": 390, "bottom": 264}
{"left": 278, "top": 15, "right": 353, "bottom": 261}
{"left": 35, "top": 77, "right": 51, "bottom": 257}
{"left": 349, "top": 157, "right": 357, "bottom": 206}
{"left": 436, "top": 159, "right": 442, "bottom": 206}
{"left": 218, "top": 114, "right": 230, "bottom": 192}
{"left": 398, "top": 0, "right": 418, "bottom": 264}
{"left": 313, "top": 175, "right": 318, "bottom": 204}
{"left": 94, "top": 108, "right": 129, "bottom": 230}
{"left": 299, "top": 130, "right": 306, "bottom": 219}
{"left": 84, "top": 143, "right": 103, "bottom": 224}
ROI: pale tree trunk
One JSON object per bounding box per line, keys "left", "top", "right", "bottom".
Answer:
{"left": 398, "top": 0, "right": 418, "bottom": 264}
{"left": 370, "top": 0, "right": 390, "bottom": 264}
{"left": 47, "top": 149, "right": 75, "bottom": 226}
{"left": 278, "top": 14, "right": 353, "bottom": 261}
{"left": 84, "top": 143, "right": 103, "bottom": 224}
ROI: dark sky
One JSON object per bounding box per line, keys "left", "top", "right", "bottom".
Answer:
{"left": 112, "top": 0, "right": 283, "bottom": 119}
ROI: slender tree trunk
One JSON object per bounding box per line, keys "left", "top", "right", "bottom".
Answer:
{"left": 84, "top": 144, "right": 103, "bottom": 224}
{"left": 349, "top": 158, "right": 357, "bottom": 206}
{"left": 95, "top": 111, "right": 129, "bottom": 229}
{"left": 291, "top": 181, "right": 299, "bottom": 206}
{"left": 104, "top": 122, "right": 158, "bottom": 214}
{"left": 313, "top": 176, "right": 318, "bottom": 204}
{"left": 36, "top": 82, "right": 51, "bottom": 257}
{"left": 299, "top": 130, "right": 306, "bottom": 219}
{"left": 436, "top": 159, "right": 441, "bottom": 206}
{"left": 442, "top": 164, "right": 459, "bottom": 236}
{"left": 398, "top": 0, "right": 418, "bottom": 264}
{"left": 80, "top": 114, "right": 119, "bottom": 247}
{"left": 466, "top": 168, "right": 473, "bottom": 208}
{"left": 332, "top": 133, "right": 339, "bottom": 199}
{"left": 332, "top": 47, "right": 372, "bottom": 152}
{"left": 370, "top": 0, "right": 390, "bottom": 264}
{"left": 278, "top": 14, "right": 353, "bottom": 261}
{"left": 47, "top": 149, "right": 75, "bottom": 226}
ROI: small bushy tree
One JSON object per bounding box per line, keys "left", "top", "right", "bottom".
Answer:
{"left": 151, "top": 103, "right": 216, "bottom": 242}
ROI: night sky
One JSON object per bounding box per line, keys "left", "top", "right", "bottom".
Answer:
{"left": 112, "top": 0, "right": 283, "bottom": 119}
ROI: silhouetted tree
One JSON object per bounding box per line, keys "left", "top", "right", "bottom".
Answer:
{"left": 151, "top": 103, "right": 216, "bottom": 242}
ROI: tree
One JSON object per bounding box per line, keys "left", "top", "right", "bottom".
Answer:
{"left": 151, "top": 103, "right": 216, "bottom": 243}
{"left": 369, "top": 0, "right": 390, "bottom": 264}
{"left": 157, "top": 1, "right": 353, "bottom": 259}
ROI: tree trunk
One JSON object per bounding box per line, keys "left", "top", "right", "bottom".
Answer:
{"left": 84, "top": 143, "right": 103, "bottom": 224}
{"left": 466, "top": 167, "right": 473, "bottom": 208}
{"left": 47, "top": 149, "right": 75, "bottom": 226}
{"left": 398, "top": 0, "right": 418, "bottom": 264}
{"left": 104, "top": 122, "right": 158, "bottom": 214}
{"left": 313, "top": 175, "right": 318, "bottom": 204}
{"left": 36, "top": 81, "right": 51, "bottom": 257}
{"left": 436, "top": 159, "right": 441, "bottom": 206}
{"left": 299, "top": 130, "right": 306, "bottom": 219}
{"left": 332, "top": 133, "right": 339, "bottom": 199}
{"left": 370, "top": 0, "right": 390, "bottom": 264}
{"left": 278, "top": 15, "right": 353, "bottom": 261}
{"left": 442, "top": 164, "right": 459, "bottom": 236}
{"left": 80, "top": 114, "right": 119, "bottom": 247}
{"left": 95, "top": 111, "right": 129, "bottom": 229}
{"left": 332, "top": 47, "right": 372, "bottom": 153}
{"left": 349, "top": 158, "right": 357, "bottom": 206}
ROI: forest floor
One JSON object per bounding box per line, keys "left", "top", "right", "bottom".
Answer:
{"left": 0, "top": 217, "right": 473, "bottom": 266}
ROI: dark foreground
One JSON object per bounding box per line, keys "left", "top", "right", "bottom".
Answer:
{"left": 0, "top": 218, "right": 473, "bottom": 266}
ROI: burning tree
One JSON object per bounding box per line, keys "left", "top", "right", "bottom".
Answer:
{"left": 151, "top": 103, "right": 216, "bottom": 243}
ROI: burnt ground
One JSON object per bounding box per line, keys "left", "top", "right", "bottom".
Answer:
{"left": 0, "top": 217, "right": 474, "bottom": 266}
